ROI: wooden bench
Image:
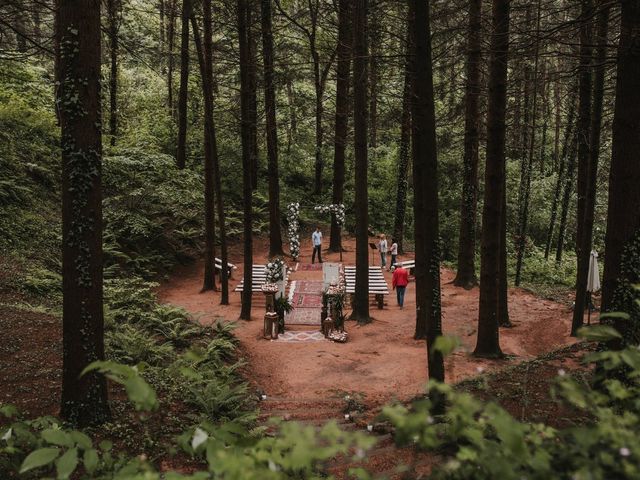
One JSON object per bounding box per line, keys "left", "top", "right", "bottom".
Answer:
{"left": 397, "top": 260, "right": 415, "bottom": 275}
{"left": 234, "top": 266, "right": 289, "bottom": 299}
{"left": 344, "top": 265, "right": 389, "bottom": 309}
{"left": 214, "top": 258, "right": 238, "bottom": 278}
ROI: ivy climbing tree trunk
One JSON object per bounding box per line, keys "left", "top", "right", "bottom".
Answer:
{"left": 167, "top": 0, "right": 177, "bottom": 117}
{"left": 572, "top": 4, "right": 608, "bottom": 336}
{"left": 393, "top": 13, "right": 412, "bottom": 256}
{"left": 474, "top": 0, "right": 510, "bottom": 358}
{"left": 352, "top": 0, "right": 370, "bottom": 325}
{"left": 601, "top": 0, "right": 640, "bottom": 345}
{"left": 329, "top": 0, "right": 352, "bottom": 253}
{"left": 57, "top": 0, "right": 110, "bottom": 427}
{"left": 191, "top": 10, "right": 217, "bottom": 293}
{"left": 453, "top": 0, "right": 482, "bottom": 290}
{"left": 571, "top": 0, "right": 595, "bottom": 335}
{"left": 411, "top": 0, "right": 445, "bottom": 387}
{"left": 238, "top": 0, "right": 253, "bottom": 320}
{"left": 176, "top": 0, "right": 192, "bottom": 169}
{"left": 261, "top": 0, "right": 284, "bottom": 257}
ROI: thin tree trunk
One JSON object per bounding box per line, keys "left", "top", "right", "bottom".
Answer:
{"left": 247, "top": 2, "right": 259, "bottom": 190}
{"left": 330, "top": 0, "right": 352, "bottom": 253}
{"left": 514, "top": 0, "right": 542, "bottom": 286}
{"left": 601, "top": 0, "right": 640, "bottom": 345}
{"left": 58, "top": 0, "right": 110, "bottom": 426}
{"left": 286, "top": 76, "right": 296, "bottom": 152}
{"left": 411, "top": 0, "right": 445, "bottom": 388}
{"left": 572, "top": 4, "right": 608, "bottom": 336}
{"left": 167, "top": 0, "right": 177, "bottom": 116}
{"left": 176, "top": 0, "right": 192, "bottom": 169}
{"left": 352, "top": 0, "right": 370, "bottom": 325}
{"left": 262, "top": 0, "right": 284, "bottom": 256}
{"left": 238, "top": 0, "right": 253, "bottom": 320}
{"left": 556, "top": 131, "right": 578, "bottom": 264}
{"left": 474, "top": 0, "right": 510, "bottom": 359}
{"left": 313, "top": 45, "right": 324, "bottom": 195}
{"left": 498, "top": 184, "right": 511, "bottom": 327}
{"left": 453, "top": 0, "right": 482, "bottom": 289}
{"left": 545, "top": 87, "right": 577, "bottom": 260}
{"left": 393, "top": 42, "right": 411, "bottom": 256}
{"left": 191, "top": 11, "right": 217, "bottom": 293}
{"left": 107, "top": 0, "right": 119, "bottom": 147}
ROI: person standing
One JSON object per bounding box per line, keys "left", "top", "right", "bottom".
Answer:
{"left": 389, "top": 238, "right": 399, "bottom": 270}
{"left": 378, "top": 234, "right": 388, "bottom": 268}
{"left": 392, "top": 264, "right": 409, "bottom": 309}
{"left": 311, "top": 226, "right": 323, "bottom": 263}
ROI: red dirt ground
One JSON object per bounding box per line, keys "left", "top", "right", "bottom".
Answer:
{"left": 159, "top": 235, "right": 580, "bottom": 412}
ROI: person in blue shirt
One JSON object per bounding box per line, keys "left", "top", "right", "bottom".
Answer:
{"left": 311, "top": 226, "right": 323, "bottom": 263}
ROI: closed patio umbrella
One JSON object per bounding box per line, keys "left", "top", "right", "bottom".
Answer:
{"left": 586, "top": 250, "right": 600, "bottom": 324}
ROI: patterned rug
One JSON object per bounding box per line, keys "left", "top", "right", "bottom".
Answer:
{"left": 291, "top": 292, "right": 323, "bottom": 308}
{"left": 293, "top": 280, "right": 324, "bottom": 294}
{"left": 285, "top": 308, "right": 321, "bottom": 325}
{"left": 273, "top": 331, "right": 325, "bottom": 342}
{"left": 298, "top": 263, "right": 323, "bottom": 271}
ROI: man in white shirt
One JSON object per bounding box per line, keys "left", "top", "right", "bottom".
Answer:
{"left": 311, "top": 226, "right": 323, "bottom": 263}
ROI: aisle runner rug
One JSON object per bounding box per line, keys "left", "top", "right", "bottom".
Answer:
{"left": 291, "top": 293, "right": 323, "bottom": 308}
{"left": 274, "top": 331, "right": 325, "bottom": 342}
{"left": 293, "top": 280, "right": 324, "bottom": 294}
{"left": 298, "top": 263, "right": 323, "bottom": 271}
{"left": 285, "top": 308, "right": 321, "bottom": 325}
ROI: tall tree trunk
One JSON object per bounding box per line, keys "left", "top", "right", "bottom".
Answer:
{"left": 411, "top": 0, "right": 445, "bottom": 387}
{"left": 261, "top": 0, "right": 284, "bottom": 256}
{"left": 393, "top": 9, "right": 413, "bottom": 256}
{"left": 176, "top": 0, "right": 192, "bottom": 169}
{"left": 352, "top": 0, "right": 370, "bottom": 325}
{"left": 514, "top": 0, "right": 542, "bottom": 286}
{"left": 208, "top": 0, "right": 230, "bottom": 305}
{"left": 247, "top": 2, "right": 259, "bottom": 190}
{"left": 572, "top": 4, "right": 609, "bottom": 336}
{"left": 571, "top": 0, "right": 595, "bottom": 333}
{"left": 330, "top": 0, "right": 352, "bottom": 253}
{"left": 238, "top": 0, "right": 253, "bottom": 320}
{"left": 474, "top": 0, "right": 510, "bottom": 359}
{"left": 601, "top": 0, "right": 640, "bottom": 345}
{"left": 107, "top": 0, "right": 119, "bottom": 147}
{"left": 191, "top": 11, "right": 218, "bottom": 293}
{"left": 453, "top": 0, "right": 482, "bottom": 290}
{"left": 545, "top": 86, "right": 577, "bottom": 259}
{"left": 368, "top": 4, "right": 379, "bottom": 149}
{"left": 57, "top": 0, "right": 110, "bottom": 426}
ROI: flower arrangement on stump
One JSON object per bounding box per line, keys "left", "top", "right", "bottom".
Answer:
{"left": 265, "top": 257, "right": 286, "bottom": 283}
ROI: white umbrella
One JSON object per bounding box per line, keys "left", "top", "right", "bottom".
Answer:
{"left": 587, "top": 250, "right": 600, "bottom": 293}
{"left": 586, "top": 250, "right": 600, "bottom": 325}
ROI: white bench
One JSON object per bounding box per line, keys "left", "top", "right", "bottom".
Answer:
{"left": 234, "top": 265, "right": 289, "bottom": 297}
{"left": 397, "top": 260, "right": 415, "bottom": 274}
{"left": 214, "top": 258, "right": 238, "bottom": 278}
{"left": 344, "top": 265, "right": 389, "bottom": 309}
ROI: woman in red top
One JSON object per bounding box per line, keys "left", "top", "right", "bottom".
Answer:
{"left": 392, "top": 265, "right": 409, "bottom": 309}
